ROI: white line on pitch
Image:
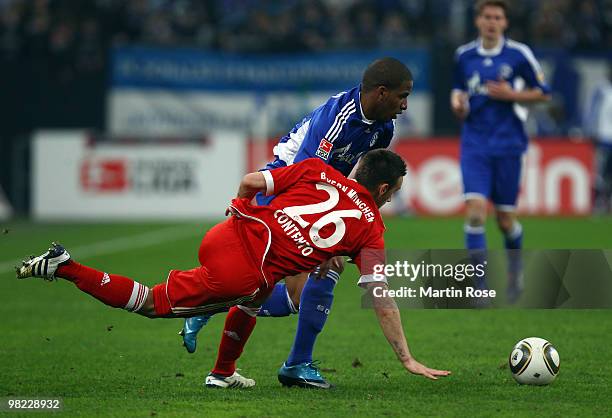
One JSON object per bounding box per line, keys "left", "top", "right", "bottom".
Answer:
{"left": 0, "top": 224, "right": 204, "bottom": 274}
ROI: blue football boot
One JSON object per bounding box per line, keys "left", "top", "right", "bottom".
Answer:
{"left": 179, "top": 315, "right": 211, "bottom": 353}
{"left": 277, "top": 361, "right": 332, "bottom": 389}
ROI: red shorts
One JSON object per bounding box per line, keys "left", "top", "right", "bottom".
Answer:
{"left": 152, "top": 217, "right": 270, "bottom": 316}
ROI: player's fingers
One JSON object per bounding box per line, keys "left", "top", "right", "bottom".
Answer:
{"left": 422, "top": 371, "right": 438, "bottom": 380}
{"left": 429, "top": 368, "right": 451, "bottom": 376}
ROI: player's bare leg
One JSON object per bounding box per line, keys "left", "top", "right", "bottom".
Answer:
{"left": 465, "top": 197, "right": 487, "bottom": 229}
{"left": 495, "top": 209, "right": 524, "bottom": 303}
{"left": 284, "top": 272, "right": 308, "bottom": 309}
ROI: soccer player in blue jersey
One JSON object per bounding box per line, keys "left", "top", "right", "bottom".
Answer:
{"left": 181, "top": 57, "right": 414, "bottom": 388}
{"left": 450, "top": 0, "right": 551, "bottom": 302}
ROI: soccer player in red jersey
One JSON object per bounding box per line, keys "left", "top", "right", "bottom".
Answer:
{"left": 17, "top": 150, "right": 450, "bottom": 387}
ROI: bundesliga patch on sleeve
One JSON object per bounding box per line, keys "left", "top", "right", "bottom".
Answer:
{"left": 537, "top": 71, "right": 546, "bottom": 84}
{"left": 315, "top": 138, "right": 333, "bottom": 160}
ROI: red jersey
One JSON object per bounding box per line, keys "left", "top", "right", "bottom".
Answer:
{"left": 229, "top": 158, "right": 386, "bottom": 288}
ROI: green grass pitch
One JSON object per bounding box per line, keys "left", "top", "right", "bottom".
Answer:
{"left": 1, "top": 217, "right": 611, "bottom": 417}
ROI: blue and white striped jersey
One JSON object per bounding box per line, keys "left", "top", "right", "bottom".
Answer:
{"left": 266, "top": 86, "right": 394, "bottom": 176}
{"left": 453, "top": 38, "right": 550, "bottom": 156}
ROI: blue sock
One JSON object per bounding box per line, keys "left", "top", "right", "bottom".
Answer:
{"left": 504, "top": 222, "right": 523, "bottom": 276}
{"left": 465, "top": 223, "right": 487, "bottom": 289}
{"left": 286, "top": 271, "right": 338, "bottom": 366}
{"left": 258, "top": 283, "right": 297, "bottom": 317}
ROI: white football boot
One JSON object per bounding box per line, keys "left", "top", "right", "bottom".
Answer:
{"left": 15, "top": 242, "right": 70, "bottom": 281}
{"left": 205, "top": 371, "right": 255, "bottom": 389}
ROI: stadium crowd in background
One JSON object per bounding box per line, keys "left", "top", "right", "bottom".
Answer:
{"left": 0, "top": 0, "right": 609, "bottom": 129}
{"left": 0, "top": 0, "right": 610, "bottom": 53}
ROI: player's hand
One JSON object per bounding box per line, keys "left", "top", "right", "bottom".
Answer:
{"left": 450, "top": 91, "right": 469, "bottom": 119}
{"left": 402, "top": 358, "right": 451, "bottom": 380}
{"left": 317, "top": 256, "right": 344, "bottom": 279}
{"left": 486, "top": 80, "right": 516, "bottom": 101}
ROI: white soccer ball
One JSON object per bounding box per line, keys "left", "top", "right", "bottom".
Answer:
{"left": 509, "top": 337, "right": 560, "bottom": 385}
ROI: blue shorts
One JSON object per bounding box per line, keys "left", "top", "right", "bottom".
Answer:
{"left": 460, "top": 152, "right": 522, "bottom": 210}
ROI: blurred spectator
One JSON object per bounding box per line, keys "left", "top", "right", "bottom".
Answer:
{"left": 571, "top": 0, "right": 605, "bottom": 51}
{"left": 530, "top": 0, "right": 573, "bottom": 47}
{"left": 378, "top": 13, "right": 412, "bottom": 48}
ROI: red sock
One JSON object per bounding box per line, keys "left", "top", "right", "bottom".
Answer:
{"left": 56, "top": 261, "right": 149, "bottom": 312}
{"left": 212, "top": 306, "right": 257, "bottom": 377}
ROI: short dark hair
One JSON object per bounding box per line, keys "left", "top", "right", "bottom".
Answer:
{"left": 475, "top": 0, "right": 508, "bottom": 16}
{"left": 355, "top": 149, "right": 407, "bottom": 192}
{"left": 361, "top": 57, "right": 413, "bottom": 93}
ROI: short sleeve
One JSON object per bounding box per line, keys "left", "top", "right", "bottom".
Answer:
{"left": 293, "top": 101, "right": 356, "bottom": 164}
{"left": 516, "top": 45, "right": 550, "bottom": 94}
{"left": 268, "top": 158, "right": 326, "bottom": 195}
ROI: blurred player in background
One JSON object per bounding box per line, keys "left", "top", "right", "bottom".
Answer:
{"left": 585, "top": 63, "right": 612, "bottom": 213}
{"left": 16, "top": 150, "right": 450, "bottom": 388}
{"left": 181, "top": 57, "right": 413, "bottom": 388}
{"left": 450, "top": 0, "right": 550, "bottom": 302}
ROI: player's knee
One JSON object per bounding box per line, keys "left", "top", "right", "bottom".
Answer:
{"left": 496, "top": 212, "right": 515, "bottom": 233}
{"left": 466, "top": 212, "right": 485, "bottom": 227}
{"left": 237, "top": 304, "right": 260, "bottom": 317}
{"left": 288, "top": 293, "right": 300, "bottom": 311}
{"left": 465, "top": 202, "right": 486, "bottom": 226}
{"left": 136, "top": 292, "right": 158, "bottom": 318}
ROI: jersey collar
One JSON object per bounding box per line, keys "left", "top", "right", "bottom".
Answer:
{"left": 357, "top": 88, "right": 374, "bottom": 125}
{"left": 477, "top": 36, "right": 505, "bottom": 57}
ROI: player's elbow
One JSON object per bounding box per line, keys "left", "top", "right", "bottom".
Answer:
{"left": 241, "top": 172, "right": 266, "bottom": 191}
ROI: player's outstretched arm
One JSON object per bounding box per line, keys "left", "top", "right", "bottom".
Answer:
{"left": 366, "top": 282, "right": 451, "bottom": 380}
{"left": 486, "top": 82, "right": 551, "bottom": 103}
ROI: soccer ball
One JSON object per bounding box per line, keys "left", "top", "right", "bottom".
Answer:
{"left": 509, "top": 337, "right": 560, "bottom": 385}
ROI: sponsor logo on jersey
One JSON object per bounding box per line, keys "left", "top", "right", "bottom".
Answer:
{"left": 315, "top": 138, "right": 334, "bottom": 160}
{"left": 329, "top": 143, "right": 365, "bottom": 164}
{"left": 467, "top": 71, "right": 488, "bottom": 96}
{"left": 537, "top": 71, "right": 546, "bottom": 84}
{"left": 370, "top": 131, "right": 379, "bottom": 147}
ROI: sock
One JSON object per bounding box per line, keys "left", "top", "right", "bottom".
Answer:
{"left": 504, "top": 221, "right": 523, "bottom": 277}
{"left": 56, "top": 261, "right": 149, "bottom": 312}
{"left": 212, "top": 306, "right": 257, "bottom": 377}
{"left": 465, "top": 224, "right": 487, "bottom": 290}
{"left": 286, "top": 271, "right": 338, "bottom": 366}
{"left": 258, "top": 283, "right": 298, "bottom": 317}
